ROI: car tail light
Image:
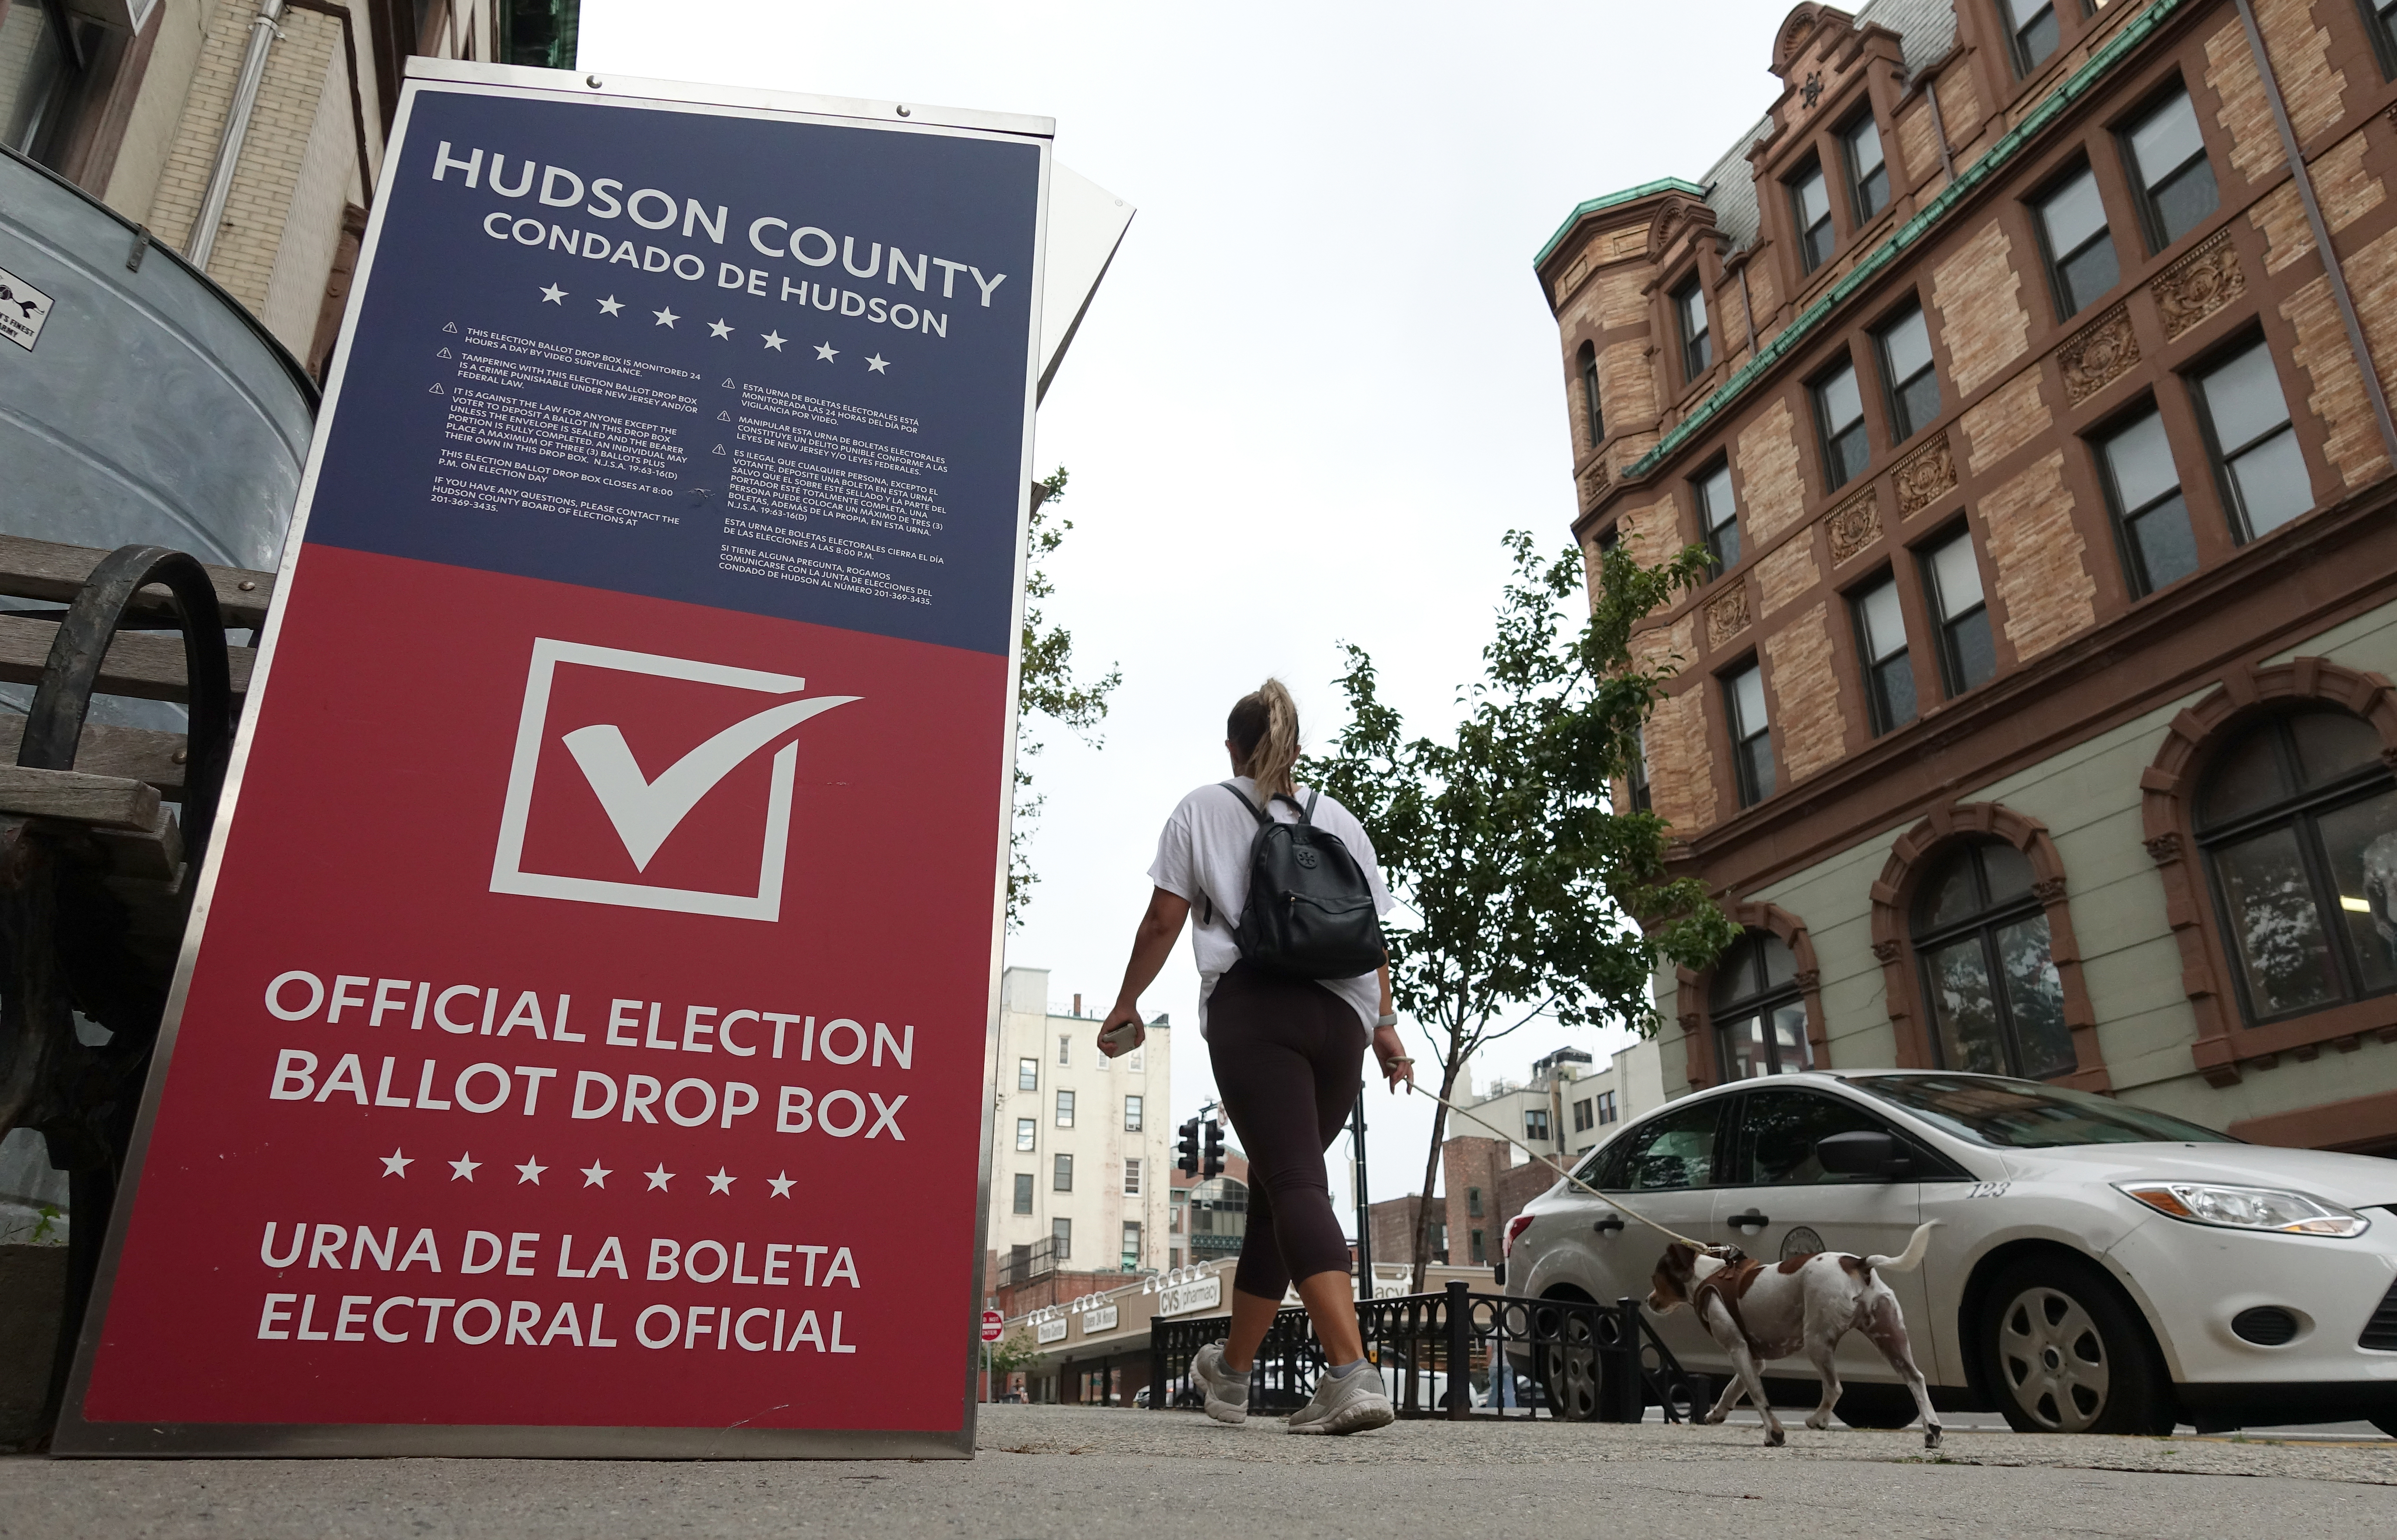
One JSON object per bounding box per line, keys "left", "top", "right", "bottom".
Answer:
{"left": 1503, "top": 1214, "right": 1535, "bottom": 1258}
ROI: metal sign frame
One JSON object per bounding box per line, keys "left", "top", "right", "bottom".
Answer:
{"left": 51, "top": 58, "right": 1050, "bottom": 1459}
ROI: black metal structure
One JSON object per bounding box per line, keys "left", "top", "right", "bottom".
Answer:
{"left": 1149, "top": 1281, "right": 1708, "bottom": 1423}
{"left": 0, "top": 544, "right": 236, "bottom": 1437}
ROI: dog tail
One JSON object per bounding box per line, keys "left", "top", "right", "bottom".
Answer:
{"left": 1865, "top": 1221, "right": 1939, "bottom": 1275}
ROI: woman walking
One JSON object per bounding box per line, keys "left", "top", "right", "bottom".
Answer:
{"left": 1096, "top": 680, "right": 1414, "bottom": 1435}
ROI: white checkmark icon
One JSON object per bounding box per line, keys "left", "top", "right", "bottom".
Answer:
{"left": 562, "top": 695, "right": 858, "bottom": 871}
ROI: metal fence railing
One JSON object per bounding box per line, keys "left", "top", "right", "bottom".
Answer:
{"left": 1148, "top": 1281, "right": 1712, "bottom": 1422}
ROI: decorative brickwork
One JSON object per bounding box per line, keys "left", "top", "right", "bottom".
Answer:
{"left": 2340, "top": 223, "right": 2397, "bottom": 399}
{"left": 1825, "top": 487, "right": 1884, "bottom": 562}
{"left": 1596, "top": 265, "right": 1651, "bottom": 329}
{"left": 1706, "top": 582, "right": 1754, "bottom": 647}
{"left": 1979, "top": 451, "right": 2097, "bottom": 662}
{"left": 1938, "top": 63, "right": 1981, "bottom": 154}
{"left": 2153, "top": 230, "right": 2247, "bottom": 341}
{"left": 1629, "top": 610, "right": 1698, "bottom": 680}
{"left": 1735, "top": 398, "right": 1808, "bottom": 546}
{"left": 2282, "top": 271, "right": 2394, "bottom": 486}
{"left": 1557, "top": 226, "right": 1652, "bottom": 302}
{"left": 1579, "top": 463, "right": 1609, "bottom": 509}
{"left": 1644, "top": 685, "right": 1717, "bottom": 835}
{"left": 1618, "top": 492, "right": 1684, "bottom": 570}
{"left": 1745, "top": 254, "right": 1781, "bottom": 347}
{"left": 1930, "top": 219, "right": 2031, "bottom": 398}
{"left": 2208, "top": 1, "right": 2349, "bottom": 188}
{"left": 1896, "top": 93, "right": 1944, "bottom": 184}
{"left": 1755, "top": 533, "right": 1821, "bottom": 618}
{"left": 1891, "top": 433, "right": 1956, "bottom": 515}
{"left": 2058, "top": 303, "right": 2141, "bottom": 406}
{"left": 1764, "top": 603, "right": 1846, "bottom": 781}
{"left": 1959, "top": 368, "right": 2051, "bottom": 476}
{"left": 2249, "top": 129, "right": 2385, "bottom": 274}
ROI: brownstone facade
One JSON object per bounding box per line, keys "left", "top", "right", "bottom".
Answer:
{"left": 1544, "top": 0, "right": 2397, "bottom": 1146}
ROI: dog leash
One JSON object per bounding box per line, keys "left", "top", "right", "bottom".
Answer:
{"left": 1399, "top": 1076, "right": 1716, "bottom": 1252}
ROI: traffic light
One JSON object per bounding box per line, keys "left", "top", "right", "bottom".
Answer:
{"left": 1201, "top": 1118, "right": 1225, "bottom": 1180}
{"left": 1176, "top": 1117, "right": 1200, "bottom": 1177}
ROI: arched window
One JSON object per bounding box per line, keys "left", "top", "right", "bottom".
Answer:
{"left": 1912, "top": 842, "right": 2072, "bottom": 1078}
{"left": 1579, "top": 341, "right": 1604, "bottom": 446}
{"left": 1186, "top": 1176, "right": 1248, "bottom": 1261}
{"left": 1711, "top": 930, "right": 1809, "bottom": 1078}
{"left": 2197, "top": 709, "right": 2397, "bottom": 1023}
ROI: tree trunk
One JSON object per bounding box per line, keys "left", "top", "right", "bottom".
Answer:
{"left": 1408, "top": 1057, "right": 1463, "bottom": 1293}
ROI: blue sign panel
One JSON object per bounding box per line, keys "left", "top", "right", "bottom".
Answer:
{"left": 308, "top": 85, "right": 1042, "bottom": 656}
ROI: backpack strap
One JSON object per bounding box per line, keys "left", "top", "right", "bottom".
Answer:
{"left": 1299, "top": 789, "right": 1319, "bottom": 825}
{"left": 1219, "top": 781, "right": 1271, "bottom": 827}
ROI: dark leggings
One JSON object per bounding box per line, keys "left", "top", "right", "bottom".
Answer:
{"left": 1206, "top": 962, "right": 1366, "bottom": 1301}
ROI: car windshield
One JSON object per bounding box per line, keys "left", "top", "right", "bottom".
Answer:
{"left": 1852, "top": 1074, "right": 2237, "bottom": 1148}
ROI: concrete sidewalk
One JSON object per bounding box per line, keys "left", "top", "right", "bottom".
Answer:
{"left": 4, "top": 1404, "right": 2396, "bottom": 1539}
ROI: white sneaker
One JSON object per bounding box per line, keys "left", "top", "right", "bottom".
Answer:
{"left": 1190, "top": 1342, "right": 1248, "bottom": 1425}
{"left": 1287, "top": 1365, "right": 1395, "bottom": 1435}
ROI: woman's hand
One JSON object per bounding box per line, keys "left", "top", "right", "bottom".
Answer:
{"left": 1096, "top": 1004, "right": 1144, "bottom": 1059}
{"left": 1372, "top": 1024, "right": 1414, "bottom": 1091}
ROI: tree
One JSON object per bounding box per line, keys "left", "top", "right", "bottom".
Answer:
{"left": 1011, "top": 468, "right": 1121, "bottom": 927}
{"left": 1306, "top": 531, "right": 1736, "bottom": 1288}
{"left": 986, "top": 1327, "right": 1042, "bottom": 1388}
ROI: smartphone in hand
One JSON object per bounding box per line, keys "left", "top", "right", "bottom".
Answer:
{"left": 1099, "top": 1020, "right": 1143, "bottom": 1057}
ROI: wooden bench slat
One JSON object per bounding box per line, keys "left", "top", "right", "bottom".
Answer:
{"left": 0, "top": 533, "right": 275, "bottom": 629}
{"left": 0, "top": 718, "right": 188, "bottom": 799}
{"left": 0, "top": 763, "right": 164, "bottom": 830}
{"left": 0, "top": 614, "right": 253, "bottom": 703}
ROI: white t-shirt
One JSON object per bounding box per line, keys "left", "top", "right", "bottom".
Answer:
{"left": 1147, "top": 777, "right": 1395, "bottom": 1038}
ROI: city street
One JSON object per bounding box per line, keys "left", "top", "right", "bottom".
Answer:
{"left": 6, "top": 1404, "right": 2397, "bottom": 1539}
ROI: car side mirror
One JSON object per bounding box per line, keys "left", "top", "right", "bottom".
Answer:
{"left": 1817, "top": 1130, "right": 1912, "bottom": 1178}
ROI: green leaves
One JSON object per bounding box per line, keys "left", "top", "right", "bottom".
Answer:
{"left": 1011, "top": 468, "right": 1122, "bottom": 928}
{"left": 1308, "top": 530, "right": 1732, "bottom": 1047}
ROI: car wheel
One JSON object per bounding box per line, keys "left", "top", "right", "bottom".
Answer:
{"left": 1980, "top": 1255, "right": 2173, "bottom": 1436}
{"left": 1532, "top": 1297, "right": 1603, "bottom": 1422}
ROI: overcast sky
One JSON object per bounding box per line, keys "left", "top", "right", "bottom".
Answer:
{"left": 582, "top": 0, "right": 1799, "bottom": 1217}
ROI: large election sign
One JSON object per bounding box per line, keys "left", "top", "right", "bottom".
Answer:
{"left": 55, "top": 61, "right": 1047, "bottom": 1457}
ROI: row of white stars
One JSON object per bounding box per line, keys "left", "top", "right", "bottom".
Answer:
{"left": 536, "top": 285, "right": 889, "bottom": 371}
{"left": 379, "top": 1148, "right": 794, "bottom": 1196}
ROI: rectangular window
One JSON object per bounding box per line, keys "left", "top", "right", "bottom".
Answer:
{"left": 1052, "top": 1218, "right": 1071, "bottom": 1260}
{"left": 1015, "top": 1118, "right": 1036, "bottom": 1152}
{"left": 2194, "top": 339, "right": 2309, "bottom": 540}
{"left": 1852, "top": 576, "right": 1919, "bottom": 735}
{"left": 1844, "top": 113, "right": 1890, "bottom": 223}
{"left": 1725, "top": 662, "right": 1776, "bottom": 807}
{"left": 1123, "top": 1159, "right": 1142, "bottom": 1196}
{"left": 2004, "top": 0, "right": 2059, "bottom": 74}
{"left": 1573, "top": 1098, "right": 1594, "bottom": 1132}
{"left": 1580, "top": 343, "right": 1605, "bottom": 445}
{"left": 1695, "top": 459, "right": 1740, "bottom": 572}
{"left": 1674, "top": 279, "right": 1712, "bottom": 378}
{"left": 2096, "top": 408, "right": 2200, "bottom": 594}
{"left": 2123, "top": 87, "right": 2217, "bottom": 250}
{"left": 1467, "top": 1186, "right": 1485, "bottom": 1218}
{"left": 1875, "top": 304, "right": 1939, "bottom": 441}
{"left": 1055, "top": 1089, "right": 1075, "bottom": 1127}
{"left": 1123, "top": 1094, "right": 1142, "bottom": 1131}
{"left": 1530, "top": 1108, "right": 1553, "bottom": 1141}
{"left": 1121, "top": 1222, "right": 1142, "bottom": 1271}
{"left": 1628, "top": 726, "right": 1653, "bottom": 814}
{"left": 1813, "top": 360, "right": 1870, "bottom": 488}
{"left": 1018, "top": 1057, "right": 1038, "bottom": 1091}
{"left": 1013, "top": 1173, "right": 1034, "bottom": 1214}
{"left": 1791, "top": 161, "right": 1834, "bottom": 272}
{"left": 2035, "top": 166, "right": 2118, "bottom": 318}
{"left": 2370, "top": 0, "right": 2397, "bottom": 75}
{"left": 1470, "top": 1229, "right": 1487, "bottom": 1264}
{"left": 1125, "top": 1043, "right": 1143, "bottom": 1071}
{"left": 1923, "top": 532, "right": 1995, "bottom": 696}
{"left": 1054, "top": 1152, "right": 1074, "bottom": 1191}
{"left": 1598, "top": 1090, "right": 1619, "bottom": 1124}
{"left": 1057, "top": 1035, "right": 1070, "bottom": 1066}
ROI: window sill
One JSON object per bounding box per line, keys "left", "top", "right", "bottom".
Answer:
{"left": 2191, "top": 995, "right": 2397, "bottom": 1083}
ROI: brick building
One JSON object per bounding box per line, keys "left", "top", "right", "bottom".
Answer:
{"left": 0, "top": 0, "right": 565, "bottom": 371}
{"left": 1544, "top": 0, "right": 2397, "bottom": 1147}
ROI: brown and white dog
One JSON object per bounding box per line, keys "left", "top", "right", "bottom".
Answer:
{"left": 1647, "top": 1222, "right": 1942, "bottom": 1449}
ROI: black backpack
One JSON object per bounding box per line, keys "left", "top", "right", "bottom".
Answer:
{"left": 1214, "top": 782, "right": 1386, "bottom": 980}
